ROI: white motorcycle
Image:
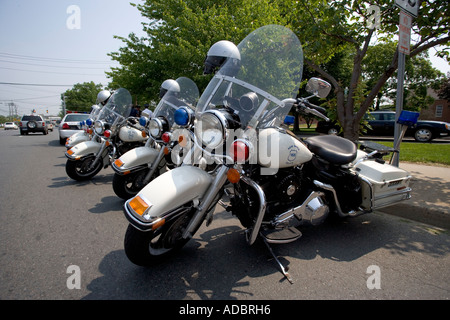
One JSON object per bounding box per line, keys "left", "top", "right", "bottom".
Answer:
{"left": 122, "top": 25, "right": 412, "bottom": 282}
{"left": 65, "top": 104, "right": 103, "bottom": 149}
{"left": 65, "top": 88, "right": 148, "bottom": 181}
{"left": 111, "top": 77, "right": 199, "bottom": 199}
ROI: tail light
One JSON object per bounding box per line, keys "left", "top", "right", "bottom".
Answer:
{"left": 62, "top": 123, "right": 70, "bottom": 129}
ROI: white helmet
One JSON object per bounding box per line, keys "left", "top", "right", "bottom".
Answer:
{"left": 204, "top": 40, "right": 241, "bottom": 75}
{"left": 159, "top": 79, "right": 180, "bottom": 98}
{"left": 97, "top": 90, "right": 111, "bottom": 105}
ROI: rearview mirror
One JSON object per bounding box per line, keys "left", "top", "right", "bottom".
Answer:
{"left": 306, "top": 77, "right": 332, "bottom": 98}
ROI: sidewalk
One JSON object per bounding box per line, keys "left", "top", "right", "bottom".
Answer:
{"left": 378, "top": 162, "right": 450, "bottom": 230}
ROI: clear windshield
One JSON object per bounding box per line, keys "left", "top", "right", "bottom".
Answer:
{"left": 97, "top": 88, "right": 132, "bottom": 123}
{"left": 89, "top": 104, "right": 102, "bottom": 120}
{"left": 196, "top": 25, "right": 303, "bottom": 129}
{"left": 153, "top": 77, "right": 199, "bottom": 127}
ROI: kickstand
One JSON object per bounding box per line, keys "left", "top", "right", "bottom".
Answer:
{"left": 261, "top": 235, "right": 294, "bottom": 284}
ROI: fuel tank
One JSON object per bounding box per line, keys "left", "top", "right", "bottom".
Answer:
{"left": 118, "top": 126, "right": 148, "bottom": 142}
{"left": 258, "top": 128, "right": 312, "bottom": 168}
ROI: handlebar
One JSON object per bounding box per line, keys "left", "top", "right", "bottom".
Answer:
{"left": 295, "top": 98, "right": 330, "bottom": 122}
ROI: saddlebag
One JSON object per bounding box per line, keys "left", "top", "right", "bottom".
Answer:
{"left": 353, "top": 160, "right": 412, "bottom": 210}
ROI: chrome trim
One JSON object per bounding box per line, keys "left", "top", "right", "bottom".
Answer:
{"left": 240, "top": 175, "right": 267, "bottom": 246}
{"left": 124, "top": 200, "right": 191, "bottom": 232}
{"left": 182, "top": 165, "right": 230, "bottom": 239}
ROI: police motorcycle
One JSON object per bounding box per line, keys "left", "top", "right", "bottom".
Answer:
{"left": 122, "top": 25, "right": 412, "bottom": 282}
{"left": 65, "top": 88, "right": 148, "bottom": 181}
{"left": 64, "top": 90, "right": 111, "bottom": 149}
{"left": 65, "top": 104, "right": 103, "bottom": 149}
{"left": 111, "top": 77, "right": 199, "bottom": 200}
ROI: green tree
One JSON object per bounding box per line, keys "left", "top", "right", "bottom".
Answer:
{"left": 285, "top": 0, "right": 449, "bottom": 140}
{"left": 62, "top": 82, "right": 103, "bottom": 113}
{"left": 107, "top": 0, "right": 286, "bottom": 105}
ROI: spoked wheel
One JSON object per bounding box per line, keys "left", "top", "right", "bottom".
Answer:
{"left": 112, "top": 168, "right": 152, "bottom": 200}
{"left": 124, "top": 207, "right": 199, "bottom": 266}
{"left": 65, "top": 156, "right": 103, "bottom": 181}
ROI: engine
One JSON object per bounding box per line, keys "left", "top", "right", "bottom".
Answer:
{"left": 230, "top": 167, "right": 330, "bottom": 228}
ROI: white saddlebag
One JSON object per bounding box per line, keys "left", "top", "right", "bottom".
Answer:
{"left": 353, "top": 160, "right": 412, "bottom": 210}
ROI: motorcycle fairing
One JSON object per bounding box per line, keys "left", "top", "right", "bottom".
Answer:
{"left": 65, "top": 140, "right": 102, "bottom": 160}
{"left": 112, "top": 146, "right": 163, "bottom": 175}
{"left": 65, "top": 131, "right": 90, "bottom": 149}
{"left": 124, "top": 166, "right": 213, "bottom": 231}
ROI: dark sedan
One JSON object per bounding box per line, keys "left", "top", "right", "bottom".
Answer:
{"left": 316, "top": 111, "right": 450, "bottom": 142}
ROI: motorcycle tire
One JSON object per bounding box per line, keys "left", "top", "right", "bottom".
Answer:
{"left": 65, "top": 156, "right": 103, "bottom": 181}
{"left": 124, "top": 207, "right": 200, "bottom": 266}
{"left": 112, "top": 168, "right": 152, "bottom": 200}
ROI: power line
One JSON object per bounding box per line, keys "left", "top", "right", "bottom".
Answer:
{"left": 0, "top": 66, "right": 105, "bottom": 76}
{"left": 0, "top": 59, "right": 109, "bottom": 70}
{"left": 0, "top": 82, "right": 73, "bottom": 87}
{"left": 0, "top": 52, "right": 118, "bottom": 65}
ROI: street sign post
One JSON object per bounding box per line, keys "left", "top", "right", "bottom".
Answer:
{"left": 394, "top": 0, "right": 419, "bottom": 18}
{"left": 393, "top": 3, "right": 416, "bottom": 167}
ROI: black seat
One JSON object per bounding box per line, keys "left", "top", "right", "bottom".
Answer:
{"left": 306, "top": 135, "right": 357, "bottom": 165}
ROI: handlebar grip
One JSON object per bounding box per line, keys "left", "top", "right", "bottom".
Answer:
{"left": 304, "top": 101, "right": 326, "bottom": 114}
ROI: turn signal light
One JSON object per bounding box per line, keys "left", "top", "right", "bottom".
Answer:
{"left": 227, "top": 168, "right": 241, "bottom": 184}
{"left": 129, "top": 196, "right": 150, "bottom": 216}
{"left": 114, "top": 159, "right": 124, "bottom": 168}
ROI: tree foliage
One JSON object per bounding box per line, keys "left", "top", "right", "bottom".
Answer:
{"left": 62, "top": 82, "right": 103, "bottom": 112}
{"left": 107, "top": 0, "right": 449, "bottom": 139}
{"left": 285, "top": 0, "right": 449, "bottom": 140}
{"left": 107, "top": 0, "right": 285, "bottom": 106}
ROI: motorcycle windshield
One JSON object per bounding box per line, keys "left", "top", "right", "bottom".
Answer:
{"left": 153, "top": 77, "right": 199, "bottom": 126}
{"left": 196, "top": 25, "right": 303, "bottom": 130}
{"left": 97, "top": 88, "right": 133, "bottom": 123}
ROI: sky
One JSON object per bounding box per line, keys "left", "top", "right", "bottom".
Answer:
{"left": 0, "top": 0, "right": 146, "bottom": 117}
{"left": 0, "top": 1, "right": 449, "bottom": 117}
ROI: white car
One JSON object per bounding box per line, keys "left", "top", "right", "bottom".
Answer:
{"left": 58, "top": 113, "right": 90, "bottom": 145}
{"left": 4, "top": 122, "right": 18, "bottom": 130}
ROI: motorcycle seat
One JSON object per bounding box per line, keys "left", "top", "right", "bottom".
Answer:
{"left": 305, "top": 135, "right": 357, "bottom": 165}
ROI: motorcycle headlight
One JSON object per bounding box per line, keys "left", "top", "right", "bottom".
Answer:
{"left": 149, "top": 118, "right": 164, "bottom": 139}
{"left": 195, "top": 110, "right": 227, "bottom": 150}
{"left": 94, "top": 120, "right": 105, "bottom": 135}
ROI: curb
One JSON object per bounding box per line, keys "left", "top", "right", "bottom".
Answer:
{"left": 378, "top": 203, "right": 450, "bottom": 230}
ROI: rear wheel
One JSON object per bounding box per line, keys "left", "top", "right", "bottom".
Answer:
{"left": 124, "top": 207, "right": 199, "bottom": 266}
{"left": 65, "top": 156, "right": 103, "bottom": 181}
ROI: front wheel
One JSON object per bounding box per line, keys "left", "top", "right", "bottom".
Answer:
{"left": 112, "top": 168, "right": 152, "bottom": 200}
{"left": 124, "top": 208, "right": 198, "bottom": 266}
{"left": 65, "top": 156, "right": 103, "bottom": 181}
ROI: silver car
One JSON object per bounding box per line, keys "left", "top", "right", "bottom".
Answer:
{"left": 58, "top": 113, "right": 90, "bottom": 145}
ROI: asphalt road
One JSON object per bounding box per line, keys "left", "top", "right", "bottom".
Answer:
{"left": 0, "top": 129, "right": 449, "bottom": 301}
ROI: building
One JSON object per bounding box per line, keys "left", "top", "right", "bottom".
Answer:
{"left": 420, "top": 88, "right": 450, "bottom": 122}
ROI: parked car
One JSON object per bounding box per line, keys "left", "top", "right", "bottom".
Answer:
{"left": 58, "top": 113, "right": 90, "bottom": 145}
{"left": 45, "top": 120, "right": 54, "bottom": 132}
{"left": 4, "top": 122, "right": 18, "bottom": 130}
{"left": 316, "top": 111, "right": 450, "bottom": 142}
{"left": 19, "top": 115, "right": 48, "bottom": 135}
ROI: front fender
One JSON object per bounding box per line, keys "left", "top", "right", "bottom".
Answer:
{"left": 112, "top": 146, "right": 161, "bottom": 174}
{"left": 66, "top": 140, "right": 102, "bottom": 160}
{"left": 124, "top": 166, "right": 212, "bottom": 230}
{"left": 66, "top": 132, "right": 90, "bottom": 149}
